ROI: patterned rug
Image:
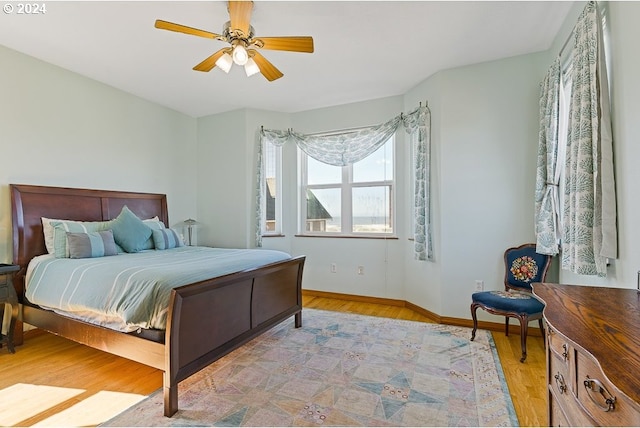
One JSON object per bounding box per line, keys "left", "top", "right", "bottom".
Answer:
{"left": 103, "top": 309, "right": 518, "bottom": 427}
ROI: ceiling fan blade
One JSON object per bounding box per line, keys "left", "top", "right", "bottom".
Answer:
{"left": 252, "top": 51, "right": 284, "bottom": 82}
{"left": 155, "top": 19, "right": 220, "bottom": 39}
{"left": 255, "top": 36, "right": 314, "bottom": 53}
{"left": 193, "top": 49, "right": 228, "bottom": 72}
{"left": 228, "top": 1, "right": 253, "bottom": 36}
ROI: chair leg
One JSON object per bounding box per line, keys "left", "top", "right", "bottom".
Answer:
{"left": 470, "top": 303, "right": 479, "bottom": 341}
{"left": 505, "top": 316, "right": 509, "bottom": 336}
{"left": 538, "top": 318, "right": 545, "bottom": 349}
{"left": 519, "top": 314, "right": 529, "bottom": 363}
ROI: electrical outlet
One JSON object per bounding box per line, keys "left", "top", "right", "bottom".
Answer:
{"left": 331, "top": 263, "right": 337, "bottom": 273}
{"left": 357, "top": 266, "right": 364, "bottom": 275}
{"left": 474, "top": 280, "right": 484, "bottom": 291}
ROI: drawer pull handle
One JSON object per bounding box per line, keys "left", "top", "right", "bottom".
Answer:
{"left": 583, "top": 376, "right": 616, "bottom": 412}
{"left": 561, "top": 344, "right": 569, "bottom": 361}
{"left": 554, "top": 372, "right": 567, "bottom": 394}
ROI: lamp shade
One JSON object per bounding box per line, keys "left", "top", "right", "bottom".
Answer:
{"left": 244, "top": 57, "right": 260, "bottom": 77}
{"left": 215, "top": 53, "right": 233, "bottom": 73}
{"left": 232, "top": 44, "right": 249, "bottom": 66}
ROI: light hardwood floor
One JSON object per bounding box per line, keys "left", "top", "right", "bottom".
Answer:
{"left": 0, "top": 296, "right": 547, "bottom": 426}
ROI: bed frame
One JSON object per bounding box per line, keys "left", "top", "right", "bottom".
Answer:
{"left": 10, "top": 184, "right": 305, "bottom": 417}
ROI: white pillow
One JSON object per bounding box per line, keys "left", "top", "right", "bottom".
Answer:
{"left": 41, "top": 217, "right": 58, "bottom": 254}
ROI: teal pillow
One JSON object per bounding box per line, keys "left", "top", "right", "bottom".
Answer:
{"left": 67, "top": 230, "right": 118, "bottom": 259}
{"left": 152, "top": 228, "right": 185, "bottom": 250}
{"left": 110, "top": 206, "right": 153, "bottom": 253}
{"left": 51, "top": 219, "right": 112, "bottom": 258}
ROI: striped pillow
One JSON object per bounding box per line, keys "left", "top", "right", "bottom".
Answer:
{"left": 51, "top": 219, "right": 113, "bottom": 258}
{"left": 152, "top": 228, "right": 185, "bottom": 250}
{"left": 67, "top": 230, "right": 118, "bottom": 259}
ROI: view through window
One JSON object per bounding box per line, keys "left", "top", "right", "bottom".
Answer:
{"left": 262, "top": 141, "right": 282, "bottom": 235}
{"left": 301, "top": 136, "right": 394, "bottom": 236}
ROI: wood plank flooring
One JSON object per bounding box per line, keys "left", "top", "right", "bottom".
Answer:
{"left": 0, "top": 296, "right": 546, "bottom": 426}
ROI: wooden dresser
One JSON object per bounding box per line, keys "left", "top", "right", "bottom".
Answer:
{"left": 533, "top": 283, "right": 640, "bottom": 426}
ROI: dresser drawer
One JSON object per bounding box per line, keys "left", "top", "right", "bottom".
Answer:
{"left": 550, "top": 393, "right": 570, "bottom": 427}
{"left": 576, "top": 352, "right": 640, "bottom": 426}
{"left": 548, "top": 327, "right": 571, "bottom": 363}
{"left": 549, "top": 351, "right": 571, "bottom": 398}
{"left": 548, "top": 366, "right": 596, "bottom": 426}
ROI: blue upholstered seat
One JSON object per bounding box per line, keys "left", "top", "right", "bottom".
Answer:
{"left": 470, "top": 243, "right": 552, "bottom": 362}
{"left": 471, "top": 290, "right": 545, "bottom": 315}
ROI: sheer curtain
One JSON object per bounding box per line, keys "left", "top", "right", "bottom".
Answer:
{"left": 562, "top": 1, "right": 617, "bottom": 276}
{"left": 255, "top": 106, "right": 432, "bottom": 261}
{"left": 534, "top": 58, "right": 562, "bottom": 255}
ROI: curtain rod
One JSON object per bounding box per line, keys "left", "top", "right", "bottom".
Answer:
{"left": 260, "top": 101, "right": 428, "bottom": 135}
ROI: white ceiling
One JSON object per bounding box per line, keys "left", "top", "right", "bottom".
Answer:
{"left": 0, "top": 1, "right": 573, "bottom": 118}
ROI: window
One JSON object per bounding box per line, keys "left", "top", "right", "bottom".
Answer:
{"left": 300, "top": 136, "right": 394, "bottom": 236}
{"left": 262, "top": 141, "right": 282, "bottom": 235}
{"left": 556, "top": 60, "right": 571, "bottom": 233}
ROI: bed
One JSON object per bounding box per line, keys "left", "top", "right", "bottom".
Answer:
{"left": 10, "top": 184, "right": 305, "bottom": 417}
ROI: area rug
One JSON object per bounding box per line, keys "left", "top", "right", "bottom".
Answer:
{"left": 103, "top": 309, "right": 518, "bottom": 427}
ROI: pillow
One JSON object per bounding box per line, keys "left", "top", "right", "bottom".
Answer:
{"left": 141, "top": 217, "right": 166, "bottom": 250}
{"left": 41, "top": 217, "right": 57, "bottom": 254}
{"left": 67, "top": 230, "right": 118, "bottom": 259}
{"left": 51, "top": 219, "right": 113, "bottom": 258}
{"left": 110, "top": 206, "right": 152, "bottom": 253}
{"left": 152, "top": 228, "right": 185, "bottom": 250}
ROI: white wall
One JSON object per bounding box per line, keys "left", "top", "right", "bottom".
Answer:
{"left": 0, "top": 44, "right": 198, "bottom": 262}
{"left": 402, "top": 52, "right": 548, "bottom": 320}
{"left": 195, "top": 108, "right": 292, "bottom": 249}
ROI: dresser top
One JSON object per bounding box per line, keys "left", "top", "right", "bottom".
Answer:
{"left": 533, "top": 282, "right": 640, "bottom": 405}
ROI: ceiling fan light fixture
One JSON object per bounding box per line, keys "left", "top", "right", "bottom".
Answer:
{"left": 244, "top": 57, "right": 260, "bottom": 77}
{"left": 232, "top": 44, "right": 249, "bottom": 66}
{"left": 155, "top": 1, "right": 313, "bottom": 83}
{"left": 215, "top": 52, "right": 233, "bottom": 73}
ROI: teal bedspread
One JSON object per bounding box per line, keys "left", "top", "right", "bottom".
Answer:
{"left": 25, "top": 247, "right": 291, "bottom": 332}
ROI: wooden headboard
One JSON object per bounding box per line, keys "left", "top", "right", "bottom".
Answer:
{"left": 10, "top": 184, "right": 168, "bottom": 299}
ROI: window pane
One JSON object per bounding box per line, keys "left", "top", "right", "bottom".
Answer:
{"left": 352, "top": 186, "right": 391, "bottom": 233}
{"left": 306, "top": 188, "right": 340, "bottom": 232}
{"left": 264, "top": 143, "right": 278, "bottom": 233}
{"left": 307, "top": 156, "right": 341, "bottom": 185}
{"left": 353, "top": 138, "right": 393, "bottom": 183}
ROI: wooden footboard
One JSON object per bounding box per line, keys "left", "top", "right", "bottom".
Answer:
{"left": 163, "top": 255, "right": 305, "bottom": 416}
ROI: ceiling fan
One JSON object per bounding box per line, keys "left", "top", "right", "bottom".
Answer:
{"left": 155, "top": 1, "right": 314, "bottom": 82}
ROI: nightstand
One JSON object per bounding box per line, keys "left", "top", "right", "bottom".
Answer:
{"left": 0, "top": 264, "right": 20, "bottom": 353}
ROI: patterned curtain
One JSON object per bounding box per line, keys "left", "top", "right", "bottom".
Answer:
{"left": 254, "top": 106, "right": 432, "bottom": 261}
{"left": 562, "top": 1, "right": 617, "bottom": 276}
{"left": 534, "top": 58, "right": 561, "bottom": 255}
{"left": 291, "top": 116, "right": 401, "bottom": 167}
{"left": 403, "top": 106, "right": 432, "bottom": 261}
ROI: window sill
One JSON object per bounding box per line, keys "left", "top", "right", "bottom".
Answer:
{"left": 262, "top": 234, "right": 285, "bottom": 238}
{"left": 295, "top": 234, "right": 398, "bottom": 240}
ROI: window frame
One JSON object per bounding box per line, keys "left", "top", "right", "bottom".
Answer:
{"left": 298, "top": 135, "right": 396, "bottom": 238}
